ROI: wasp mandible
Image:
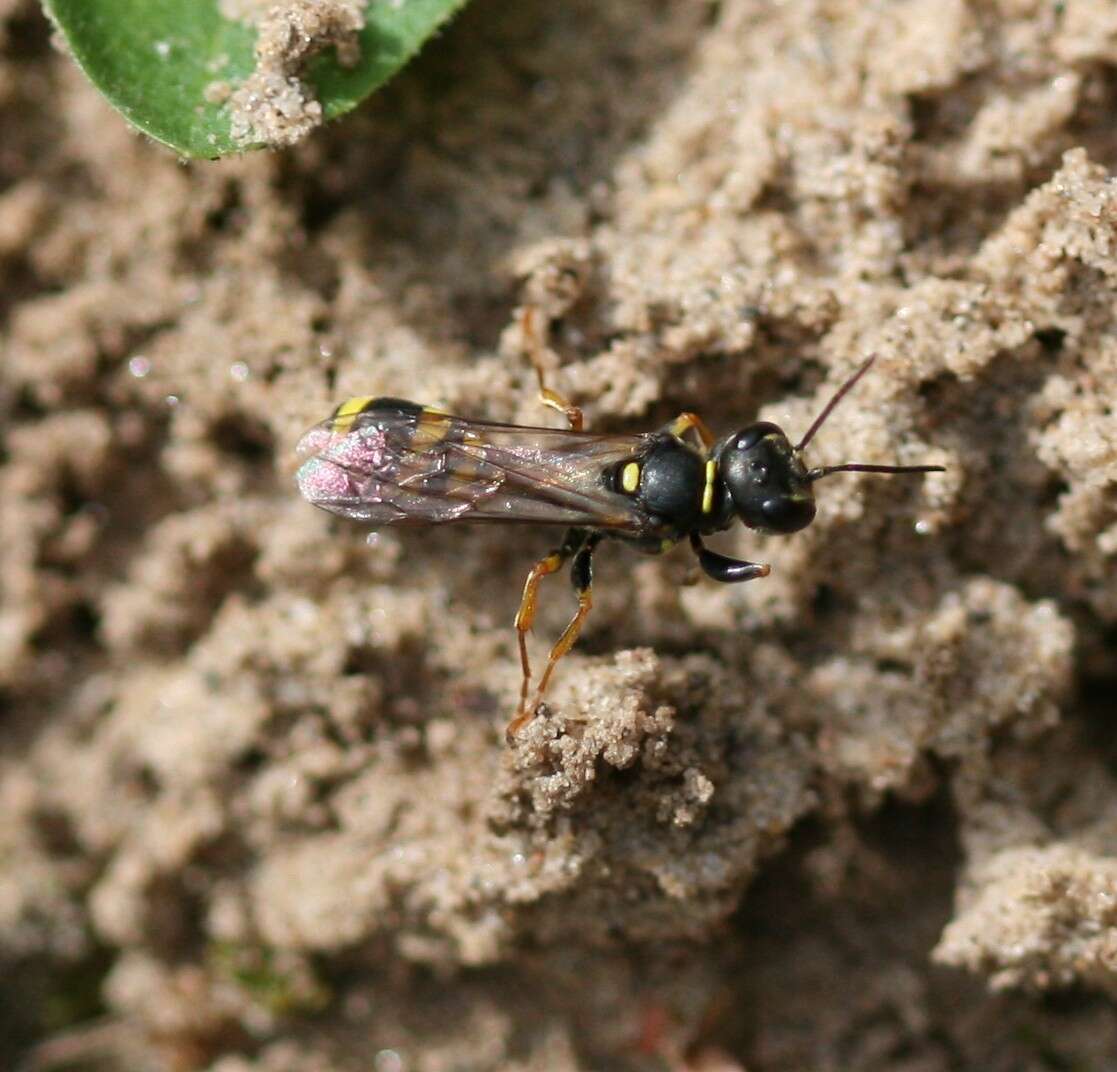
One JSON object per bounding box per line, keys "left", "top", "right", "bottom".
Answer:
{"left": 297, "top": 310, "right": 943, "bottom": 738}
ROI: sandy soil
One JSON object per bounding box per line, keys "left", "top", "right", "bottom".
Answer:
{"left": 4, "top": 0, "right": 1117, "bottom": 1068}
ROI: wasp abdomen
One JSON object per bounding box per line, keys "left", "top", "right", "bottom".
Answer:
{"left": 326, "top": 396, "right": 424, "bottom": 435}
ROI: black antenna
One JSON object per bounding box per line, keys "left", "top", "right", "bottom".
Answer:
{"left": 795, "top": 356, "right": 877, "bottom": 452}
{"left": 797, "top": 356, "right": 945, "bottom": 482}
{"left": 806, "top": 461, "right": 944, "bottom": 482}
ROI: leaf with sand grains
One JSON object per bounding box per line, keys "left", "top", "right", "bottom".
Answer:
{"left": 43, "top": 0, "right": 469, "bottom": 158}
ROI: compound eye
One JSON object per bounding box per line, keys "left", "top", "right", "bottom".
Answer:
{"left": 732, "top": 421, "right": 783, "bottom": 453}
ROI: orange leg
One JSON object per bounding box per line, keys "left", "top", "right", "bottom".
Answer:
{"left": 509, "top": 534, "right": 602, "bottom": 739}
{"left": 533, "top": 590, "right": 593, "bottom": 703}
{"left": 508, "top": 531, "right": 601, "bottom": 739}
{"left": 508, "top": 528, "right": 589, "bottom": 739}
{"left": 667, "top": 411, "right": 716, "bottom": 450}
{"left": 514, "top": 553, "right": 566, "bottom": 714}
{"left": 520, "top": 306, "right": 584, "bottom": 431}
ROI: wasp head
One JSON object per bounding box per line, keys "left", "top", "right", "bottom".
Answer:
{"left": 714, "top": 422, "right": 817, "bottom": 534}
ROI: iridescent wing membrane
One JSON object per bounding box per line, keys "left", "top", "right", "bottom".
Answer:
{"left": 296, "top": 398, "right": 657, "bottom": 533}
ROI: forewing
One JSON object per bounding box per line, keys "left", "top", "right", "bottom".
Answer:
{"left": 296, "top": 405, "right": 654, "bottom": 532}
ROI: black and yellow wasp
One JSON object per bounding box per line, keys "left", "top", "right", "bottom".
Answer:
{"left": 297, "top": 310, "right": 943, "bottom": 737}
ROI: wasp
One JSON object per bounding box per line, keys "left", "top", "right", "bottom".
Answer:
{"left": 296, "top": 310, "right": 943, "bottom": 738}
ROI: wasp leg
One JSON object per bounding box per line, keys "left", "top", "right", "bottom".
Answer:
{"left": 690, "top": 533, "right": 770, "bottom": 583}
{"left": 528, "top": 532, "right": 603, "bottom": 715}
{"left": 509, "top": 528, "right": 589, "bottom": 739}
{"left": 520, "top": 306, "right": 584, "bottom": 431}
{"left": 666, "top": 411, "right": 716, "bottom": 451}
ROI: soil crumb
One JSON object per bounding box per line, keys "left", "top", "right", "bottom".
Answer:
{"left": 223, "top": 0, "right": 366, "bottom": 148}
{"left": 5, "top": 0, "right": 1117, "bottom": 1069}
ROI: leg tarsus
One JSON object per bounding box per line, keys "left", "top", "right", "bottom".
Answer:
{"left": 519, "top": 306, "right": 584, "bottom": 431}
{"left": 504, "top": 706, "right": 535, "bottom": 743}
{"left": 690, "top": 533, "right": 769, "bottom": 583}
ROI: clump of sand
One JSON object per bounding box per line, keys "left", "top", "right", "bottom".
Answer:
{"left": 223, "top": 0, "right": 366, "bottom": 148}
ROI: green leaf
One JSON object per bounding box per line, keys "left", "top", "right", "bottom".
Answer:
{"left": 43, "top": 0, "right": 468, "bottom": 159}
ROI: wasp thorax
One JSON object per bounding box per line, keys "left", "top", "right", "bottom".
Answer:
{"left": 715, "top": 422, "right": 817, "bottom": 534}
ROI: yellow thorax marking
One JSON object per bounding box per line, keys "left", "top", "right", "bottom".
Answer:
{"left": 702, "top": 459, "right": 717, "bottom": 514}
{"left": 331, "top": 396, "right": 374, "bottom": 434}
{"left": 621, "top": 462, "right": 641, "bottom": 493}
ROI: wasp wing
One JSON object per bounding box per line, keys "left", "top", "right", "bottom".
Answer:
{"left": 296, "top": 402, "right": 658, "bottom": 533}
